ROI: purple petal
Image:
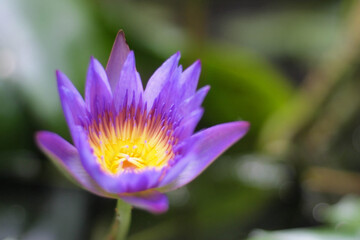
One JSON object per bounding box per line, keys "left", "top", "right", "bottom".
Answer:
{"left": 120, "top": 191, "right": 168, "bottom": 213}
{"left": 176, "top": 108, "right": 204, "bottom": 140}
{"left": 178, "top": 85, "right": 210, "bottom": 116}
{"left": 106, "top": 30, "right": 131, "bottom": 91}
{"left": 35, "top": 131, "right": 112, "bottom": 198}
{"left": 56, "top": 70, "right": 89, "bottom": 141}
{"left": 180, "top": 60, "right": 201, "bottom": 99}
{"left": 85, "top": 57, "right": 113, "bottom": 116}
{"left": 160, "top": 121, "right": 250, "bottom": 191}
{"left": 144, "top": 52, "right": 180, "bottom": 109}
{"left": 153, "top": 65, "right": 183, "bottom": 113}
{"left": 75, "top": 127, "right": 164, "bottom": 194}
{"left": 113, "top": 51, "right": 143, "bottom": 110}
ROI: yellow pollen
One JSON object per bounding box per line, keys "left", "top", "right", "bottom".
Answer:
{"left": 87, "top": 107, "right": 176, "bottom": 175}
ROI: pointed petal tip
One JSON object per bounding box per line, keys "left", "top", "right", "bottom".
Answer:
{"left": 55, "top": 70, "right": 75, "bottom": 94}
{"left": 151, "top": 204, "right": 169, "bottom": 214}
{"left": 87, "top": 57, "right": 109, "bottom": 81}
{"left": 127, "top": 50, "right": 135, "bottom": 60}
{"left": 189, "top": 59, "right": 201, "bottom": 69}
{"left": 35, "top": 130, "right": 48, "bottom": 138}
{"left": 189, "top": 60, "right": 201, "bottom": 74}
{"left": 202, "top": 85, "right": 210, "bottom": 92}
{"left": 109, "top": 30, "right": 130, "bottom": 59}
{"left": 121, "top": 50, "right": 136, "bottom": 71}
{"left": 89, "top": 56, "right": 96, "bottom": 65}
{"left": 89, "top": 57, "right": 101, "bottom": 74}
{"left": 164, "top": 51, "right": 181, "bottom": 68}
{"left": 117, "top": 29, "right": 125, "bottom": 38}
{"left": 110, "top": 30, "right": 130, "bottom": 58}
{"left": 90, "top": 56, "right": 106, "bottom": 71}
{"left": 35, "top": 131, "right": 71, "bottom": 160}
{"left": 166, "top": 51, "right": 181, "bottom": 64}
{"left": 55, "top": 70, "right": 66, "bottom": 84}
{"left": 35, "top": 131, "right": 68, "bottom": 151}
{"left": 225, "top": 121, "right": 250, "bottom": 140}
{"left": 179, "top": 59, "right": 202, "bottom": 97}
{"left": 114, "top": 30, "right": 128, "bottom": 46}
{"left": 236, "top": 120, "right": 250, "bottom": 132}
{"left": 194, "top": 59, "right": 201, "bottom": 67}
{"left": 106, "top": 31, "right": 131, "bottom": 90}
{"left": 35, "top": 130, "right": 49, "bottom": 146}
{"left": 145, "top": 198, "right": 169, "bottom": 214}
{"left": 173, "top": 51, "right": 181, "bottom": 60}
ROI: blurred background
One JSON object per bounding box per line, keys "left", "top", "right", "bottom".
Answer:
{"left": 1, "top": 0, "right": 360, "bottom": 239}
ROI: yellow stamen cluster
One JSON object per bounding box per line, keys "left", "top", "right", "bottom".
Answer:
{"left": 87, "top": 105, "right": 176, "bottom": 175}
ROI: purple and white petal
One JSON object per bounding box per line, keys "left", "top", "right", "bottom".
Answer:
{"left": 35, "top": 131, "right": 111, "bottom": 198}
{"left": 144, "top": 52, "right": 180, "bottom": 109}
{"left": 178, "top": 85, "right": 210, "bottom": 116}
{"left": 113, "top": 51, "right": 143, "bottom": 111}
{"left": 106, "top": 30, "right": 131, "bottom": 91}
{"left": 176, "top": 108, "right": 204, "bottom": 140}
{"left": 151, "top": 65, "right": 184, "bottom": 115}
{"left": 56, "top": 70, "right": 89, "bottom": 141}
{"left": 180, "top": 60, "right": 201, "bottom": 99}
{"left": 85, "top": 57, "right": 113, "bottom": 117}
{"left": 120, "top": 191, "right": 168, "bottom": 214}
{"left": 160, "top": 121, "right": 250, "bottom": 191}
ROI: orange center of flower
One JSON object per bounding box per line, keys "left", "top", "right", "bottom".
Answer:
{"left": 87, "top": 106, "right": 176, "bottom": 175}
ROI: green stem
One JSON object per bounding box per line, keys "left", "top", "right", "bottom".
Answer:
{"left": 108, "top": 199, "right": 132, "bottom": 240}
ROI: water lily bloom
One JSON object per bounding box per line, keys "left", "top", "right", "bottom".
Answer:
{"left": 36, "top": 31, "right": 249, "bottom": 213}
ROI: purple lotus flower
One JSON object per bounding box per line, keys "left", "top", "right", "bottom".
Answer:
{"left": 36, "top": 31, "right": 249, "bottom": 213}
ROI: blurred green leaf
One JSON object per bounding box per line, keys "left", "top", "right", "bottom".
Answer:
{"left": 248, "top": 228, "right": 359, "bottom": 240}
{"left": 247, "top": 195, "right": 360, "bottom": 240}
{"left": 0, "top": 0, "right": 111, "bottom": 134}
{"left": 219, "top": 7, "right": 344, "bottom": 62}
{"left": 325, "top": 195, "right": 360, "bottom": 232}
{"left": 201, "top": 43, "right": 293, "bottom": 128}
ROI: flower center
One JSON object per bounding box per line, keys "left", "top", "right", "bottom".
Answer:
{"left": 87, "top": 105, "right": 176, "bottom": 175}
